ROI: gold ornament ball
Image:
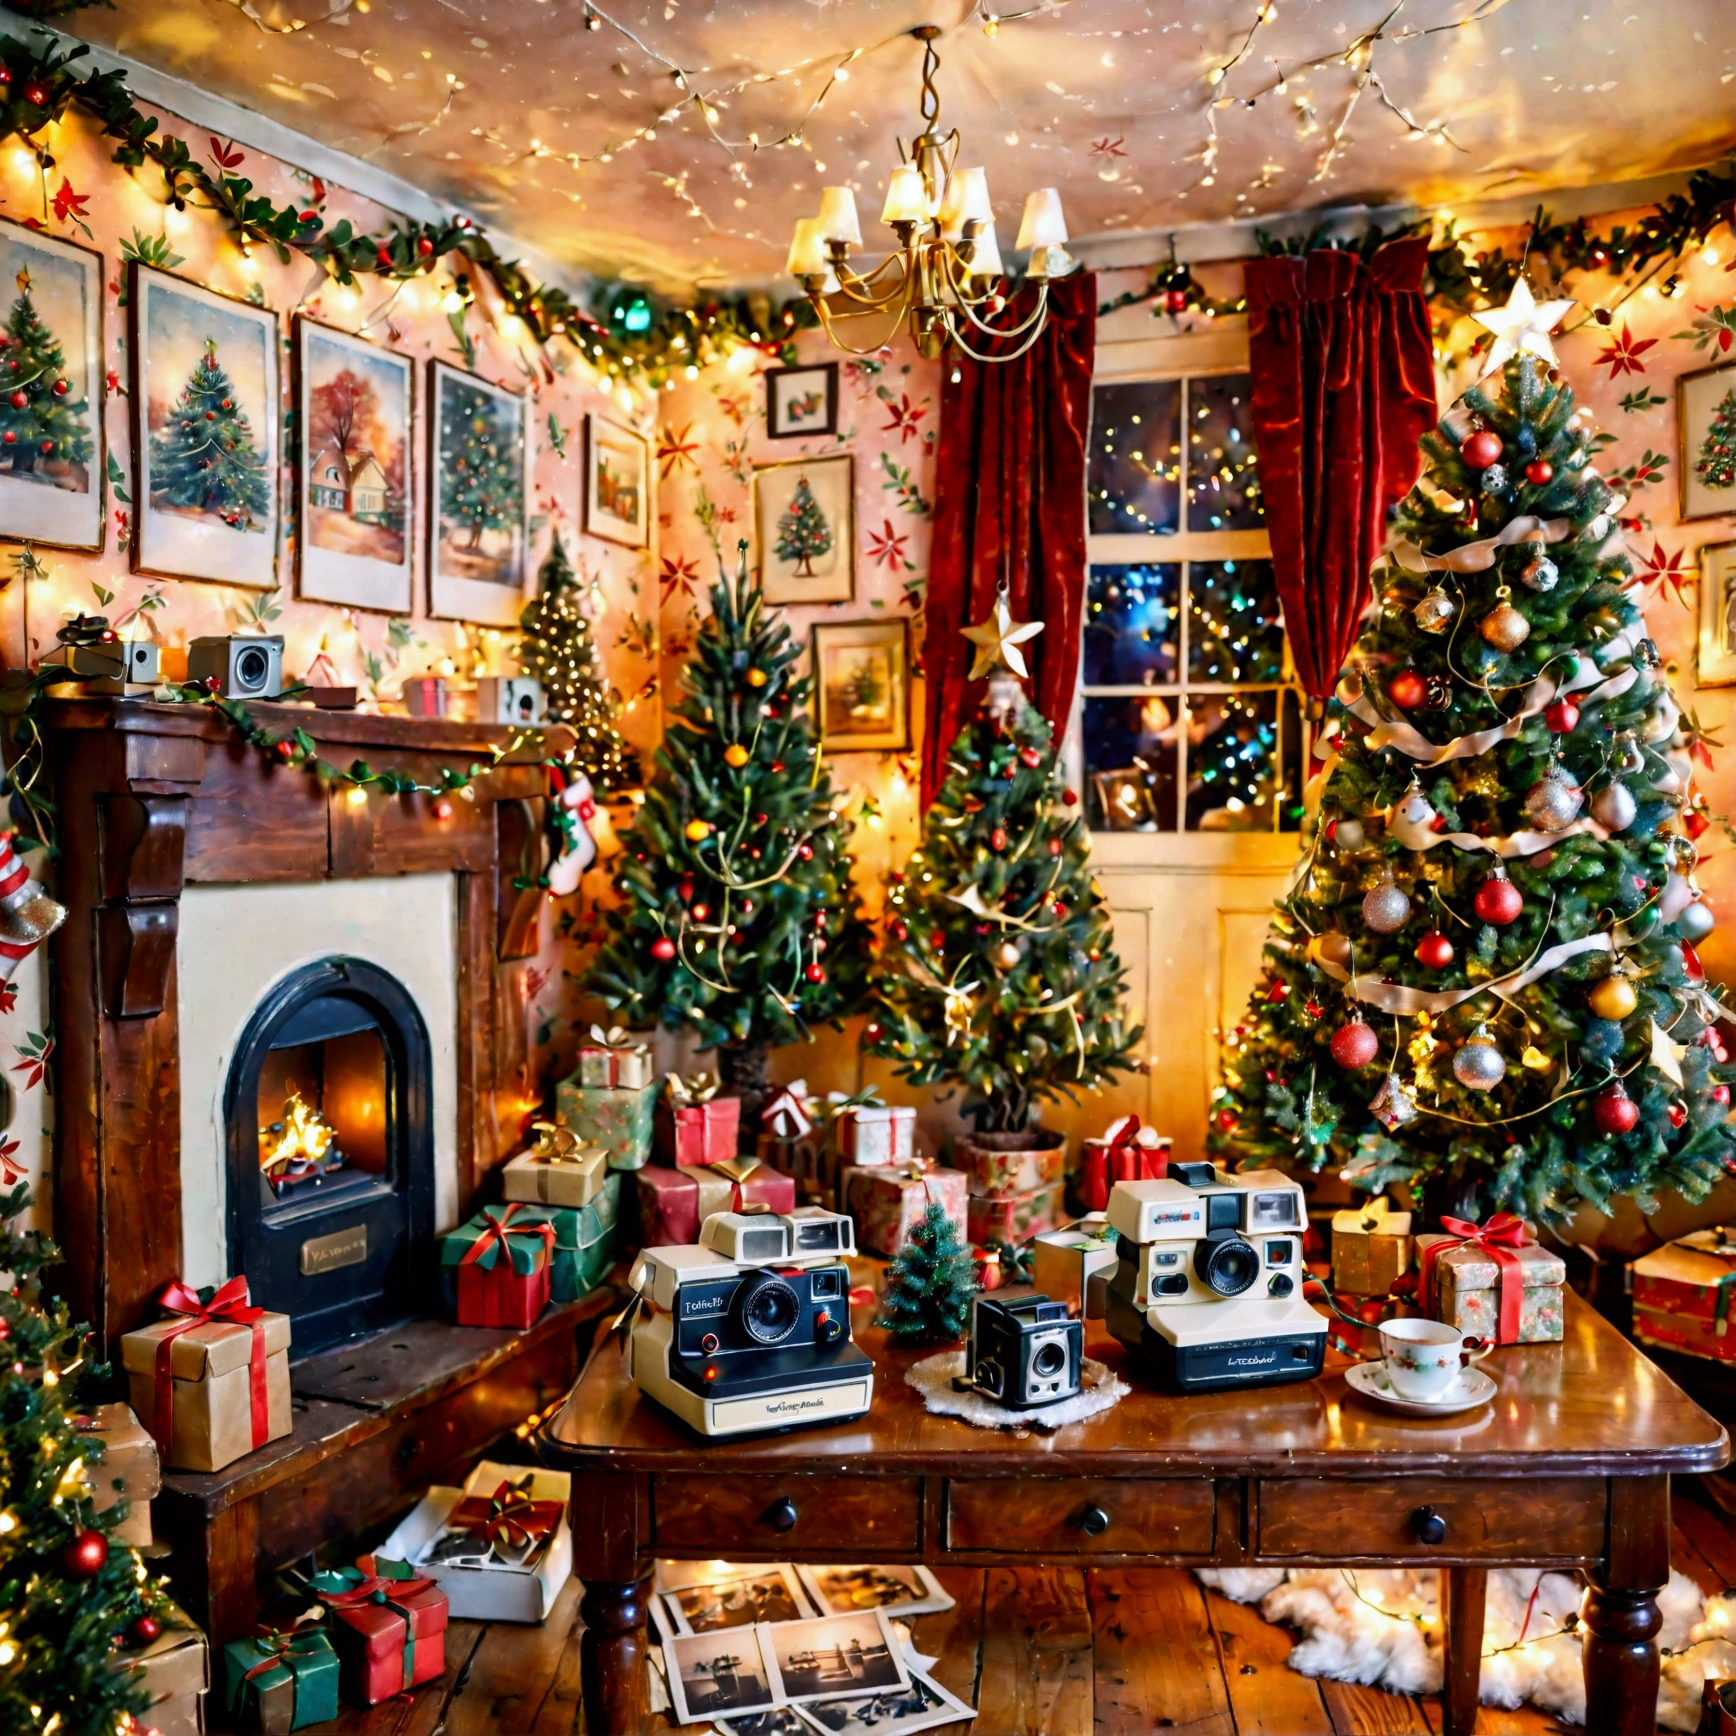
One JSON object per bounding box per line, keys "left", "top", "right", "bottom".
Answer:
{"left": 992, "top": 940, "right": 1022, "bottom": 970}
{"left": 1414, "top": 587, "right": 1456, "bottom": 634}
{"left": 746, "top": 668, "right": 768, "bottom": 688}
{"left": 723, "top": 743, "right": 750, "bottom": 768}
{"left": 1587, "top": 975, "right": 1639, "bottom": 1021}
{"left": 684, "top": 819, "right": 713, "bottom": 842}
{"left": 1479, "top": 603, "right": 1531, "bottom": 651}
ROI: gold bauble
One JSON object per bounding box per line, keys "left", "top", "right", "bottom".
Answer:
{"left": 1479, "top": 603, "right": 1531, "bottom": 651}
{"left": 685, "top": 819, "right": 713, "bottom": 842}
{"left": 992, "top": 940, "right": 1022, "bottom": 970}
{"left": 1587, "top": 975, "right": 1639, "bottom": 1021}
{"left": 746, "top": 668, "right": 769, "bottom": 688}
{"left": 723, "top": 743, "right": 750, "bottom": 768}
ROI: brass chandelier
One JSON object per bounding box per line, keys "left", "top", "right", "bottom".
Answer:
{"left": 785, "top": 25, "right": 1076, "bottom": 363}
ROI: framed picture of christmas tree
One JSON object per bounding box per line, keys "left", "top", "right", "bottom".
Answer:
{"left": 1679, "top": 357, "right": 1736, "bottom": 522}
{"left": 0, "top": 219, "right": 103, "bottom": 552}
{"left": 428, "top": 358, "right": 530, "bottom": 624}
{"left": 752, "top": 452, "right": 854, "bottom": 604}
{"left": 129, "top": 265, "right": 280, "bottom": 587}
{"left": 294, "top": 318, "right": 414, "bottom": 614}
{"left": 1697, "top": 541, "right": 1736, "bottom": 686}
{"left": 811, "top": 618, "right": 910, "bottom": 750}
{"left": 582, "top": 411, "right": 649, "bottom": 548}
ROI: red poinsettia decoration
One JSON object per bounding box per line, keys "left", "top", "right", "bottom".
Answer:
{"left": 658, "top": 551, "right": 701, "bottom": 604}
{"left": 880, "top": 392, "right": 927, "bottom": 445}
{"left": 866, "top": 517, "right": 911, "bottom": 570}
{"left": 1627, "top": 539, "right": 1693, "bottom": 606}
{"left": 1593, "top": 322, "right": 1657, "bottom": 377}
{"left": 656, "top": 422, "right": 701, "bottom": 478}
{"left": 51, "top": 178, "right": 89, "bottom": 225}
{"left": 0, "top": 1136, "right": 22, "bottom": 1186}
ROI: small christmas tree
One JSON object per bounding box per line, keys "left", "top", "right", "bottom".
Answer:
{"left": 774, "top": 474, "right": 832, "bottom": 576}
{"left": 587, "top": 542, "right": 870, "bottom": 1113}
{"left": 866, "top": 588, "right": 1141, "bottom": 1133}
{"left": 1696, "top": 387, "right": 1736, "bottom": 494}
{"left": 0, "top": 1186, "right": 173, "bottom": 1735}
{"left": 519, "top": 534, "right": 639, "bottom": 792}
{"left": 441, "top": 386, "right": 521, "bottom": 550}
{"left": 0, "top": 270, "right": 92, "bottom": 480}
{"left": 875, "top": 1203, "right": 977, "bottom": 1344}
{"left": 148, "top": 339, "right": 269, "bottom": 527}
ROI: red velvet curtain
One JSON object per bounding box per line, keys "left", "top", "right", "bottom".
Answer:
{"left": 1244, "top": 239, "right": 1437, "bottom": 698}
{"left": 922, "top": 272, "right": 1096, "bottom": 806}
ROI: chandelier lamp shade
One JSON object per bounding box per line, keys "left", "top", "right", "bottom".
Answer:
{"left": 786, "top": 25, "right": 1076, "bottom": 362}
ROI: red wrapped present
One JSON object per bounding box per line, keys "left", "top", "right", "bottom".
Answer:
{"left": 311, "top": 1556, "right": 449, "bottom": 1705}
{"left": 966, "top": 1182, "right": 1063, "bottom": 1248}
{"left": 843, "top": 1162, "right": 967, "bottom": 1257}
{"left": 1079, "top": 1116, "right": 1171, "bottom": 1212}
{"left": 1633, "top": 1231, "right": 1736, "bottom": 1365}
{"left": 637, "top": 1160, "right": 795, "bottom": 1246}
{"left": 440, "top": 1205, "right": 555, "bottom": 1329}
{"left": 1416, "top": 1215, "right": 1564, "bottom": 1345}
{"left": 656, "top": 1073, "right": 742, "bottom": 1167}
{"left": 762, "top": 1079, "right": 815, "bottom": 1141}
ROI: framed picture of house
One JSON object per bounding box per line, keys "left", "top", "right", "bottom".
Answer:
{"left": 294, "top": 318, "right": 414, "bottom": 613}
{"left": 753, "top": 452, "right": 854, "bottom": 604}
{"left": 129, "top": 263, "right": 280, "bottom": 587}
{"left": 1697, "top": 540, "right": 1736, "bottom": 686}
{"left": 1680, "top": 358, "right": 1736, "bottom": 523}
{"left": 811, "top": 618, "right": 910, "bottom": 751}
{"left": 428, "top": 358, "right": 530, "bottom": 625}
{"left": 0, "top": 219, "right": 103, "bottom": 552}
{"left": 583, "top": 412, "right": 650, "bottom": 548}
{"left": 765, "top": 361, "right": 838, "bottom": 439}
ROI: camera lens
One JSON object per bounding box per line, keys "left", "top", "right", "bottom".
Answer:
{"left": 1197, "top": 1234, "right": 1259, "bottom": 1297}
{"left": 1032, "top": 1340, "right": 1067, "bottom": 1379}
{"left": 236, "top": 645, "right": 270, "bottom": 691}
{"left": 732, "top": 1271, "right": 801, "bottom": 1346}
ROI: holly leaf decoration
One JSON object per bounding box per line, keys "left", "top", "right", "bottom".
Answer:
{"left": 1674, "top": 304, "right": 1736, "bottom": 354}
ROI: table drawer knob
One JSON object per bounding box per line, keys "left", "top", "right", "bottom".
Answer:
{"left": 763, "top": 1496, "right": 799, "bottom": 1533}
{"left": 1410, "top": 1505, "right": 1447, "bottom": 1545}
{"left": 1078, "top": 1504, "right": 1111, "bottom": 1538}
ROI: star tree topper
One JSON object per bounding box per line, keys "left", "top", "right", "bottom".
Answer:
{"left": 1471, "top": 277, "right": 1576, "bottom": 380}
{"left": 962, "top": 582, "right": 1044, "bottom": 680}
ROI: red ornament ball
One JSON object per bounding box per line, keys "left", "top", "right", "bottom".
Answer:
{"left": 1062, "top": 789, "right": 1078, "bottom": 806}
{"left": 1474, "top": 873, "right": 1524, "bottom": 926}
{"left": 1683, "top": 940, "right": 1706, "bottom": 984}
{"left": 1716, "top": 1085, "right": 1733, "bottom": 1106}
{"left": 804, "top": 963, "right": 826, "bottom": 983}
{"left": 1415, "top": 931, "right": 1455, "bottom": 969}
{"left": 690, "top": 902, "right": 710, "bottom": 923}
{"left": 38, "top": 440, "right": 50, "bottom": 454}
{"left": 1388, "top": 670, "right": 1430, "bottom": 712}
{"left": 417, "top": 236, "right": 435, "bottom": 257}
{"left": 1329, "top": 1019, "right": 1380, "bottom": 1070}
{"left": 7, "top": 391, "right": 24, "bottom": 410}
{"left": 1460, "top": 429, "right": 1504, "bottom": 469}
{"left": 1048, "top": 838, "right": 1063, "bottom": 857}
{"left": 21, "top": 81, "right": 49, "bottom": 108}
{"left": 63, "top": 1529, "right": 108, "bottom": 1579}
{"left": 1593, "top": 1083, "right": 1640, "bottom": 1135}
{"left": 797, "top": 843, "right": 813, "bottom": 861}
{"left": 128, "top": 1615, "right": 161, "bottom": 1647}
{"left": 1544, "top": 697, "right": 1580, "bottom": 735}
{"left": 990, "top": 826, "right": 1008, "bottom": 851}
{"left": 890, "top": 920, "right": 909, "bottom": 942}
{"left": 1018, "top": 747, "right": 1042, "bottom": 768}
{"left": 650, "top": 936, "right": 676, "bottom": 961}
{"left": 51, "top": 378, "right": 67, "bottom": 396}
{"left": 0, "top": 69, "right": 11, "bottom": 84}
{"left": 1524, "top": 459, "right": 1554, "bottom": 486}
{"left": 928, "top": 930, "right": 945, "bottom": 951}
{"left": 1668, "top": 1101, "right": 1688, "bottom": 1129}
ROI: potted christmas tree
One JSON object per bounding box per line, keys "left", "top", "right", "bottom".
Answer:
{"left": 865, "top": 588, "right": 1141, "bottom": 1181}
{"left": 1211, "top": 320, "right": 1736, "bottom": 1229}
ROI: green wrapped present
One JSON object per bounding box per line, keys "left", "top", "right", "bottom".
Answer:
{"left": 510, "top": 1173, "right": 622, "bottom": 1303}
{"left": 554, "top": 1074, "right": 655, "bottom": 1171}
{"left": 223, "top": 1623, "right": 339, "bottom": 1733}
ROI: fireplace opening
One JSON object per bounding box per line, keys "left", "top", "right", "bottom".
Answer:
{"left": 225, "top": 957, "right": 434, "bottom": 1357}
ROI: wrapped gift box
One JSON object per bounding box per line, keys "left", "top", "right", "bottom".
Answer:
{"left": 77, "top": 1401, "right": 160, "bottom": 1548}
{"left": 120, "top": 1281, "right": 292, "bottom": 1474}
{"left": 1416, "top": 1221, "right": 1565, "bottom": 1344}
{"left": 656, "top": 1092, "right": 741, "bottom": 1168}
{"left": 553, "top": 1074, "right": 656, "bottom": 1171}
{"left": 844, "top": 1163, "right": 968, "bottom": 1257}
{"left": 637, "top": 1160, "right": 794, "bottom": 1247}
{"left": 311, "top": 1557, "right": 449, "bottom": 1706}
{"left": 223, "top": 1626, "right": 339, "bottom": 1733}
{"left": 762, "top": 1080, "right": 815, "bottom": 1141}
{"left": 502, "top": 1123, "right": 609, "bottom": 1208}
{"left": 966, "top": 1182, "right": 1064, "bottom": 1249}
{"left": 508, "top": 1174, "right": 622, "bottom": 1302}
{"left": 575, "top": 1025, "right": 654, "bottom": 1090}
{"left": 121, "top": 1601, "right": 208, "bottom": 1736}
{"left": 439, "top": 1205, "right": 554, "bottom": 1329}
{"left": 1331, "top": 1196, "right": 1414, "bottom": 1297}
{"left": 834, "top": 1102, "right": 916, "bottom": 1167}
{"left": 957, "top": 1137, "right": 1066, "bottom": 1200}
{"left": 1032, "top": 1218, "right": 1119, "bottom": 1319}
{"left": 381, "top": 1461, "right": 572, "bottom": 1624}
{"left": 1633, "top": 1231, "right": 1736, "bottom": 1364}
{"left": 1079, "top": 1118, "right": 1170, "bottom": 1213}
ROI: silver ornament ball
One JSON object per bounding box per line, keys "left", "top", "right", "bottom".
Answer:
{"left": 1523, "top": 766, "right": 1584, "bottom": 832}
{"left": 1678, "top": 901, "right": 1717, "bottom": 943}
{"left": 1370, "top": 1072, "right": 1419, "bottom": 1130}
{"left": 1479, "top": 602, "right": 1531, "bottom": 652}
{"left": 1414, "top": 587, "right": 1457, "bottom": 634}
{"left": 1362, "top": 878, "right": 1412, "bottom": 934}
{"left": 1453, "top": 1030, "right": 1508, "bottom": 1091}
{"left": 1481, "top": 462, "right": 1510, "bottom": 494}
{"left": 1590, "top": 782, "right": 1638, "bottom": 834}
{"left": 1335, "top": 818, "right": 1366, "bottom": 850}
{"left": 1519, "top": 553, "right": 1559, "bottom": 593}
{"left": 1613, "top": 731, "right": 1647, "bottom": 774}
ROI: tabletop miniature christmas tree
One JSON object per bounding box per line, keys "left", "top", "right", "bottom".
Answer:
{"left": 519, "top": 534, "right": 639, "bottom": 792}
{"left": 1211, "top": 289, "right": 1736, "bottom": 1224}
{"left": 0, "top": 269, "right": 92, "bottom": 480}
{"left": 587, "top": 542, "right": 868, "bottom": 1115}
{"left": 148, "top": 338, "right": 269, "bottom": 527}
{"left": 875, "top": 1202, "right": 978, "bottom": 1344}
{"left": 865, "top": 586, "right": 1141, "bottom": 1134}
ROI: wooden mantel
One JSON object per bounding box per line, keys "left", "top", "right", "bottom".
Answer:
{"left": 40, "top": 697, "right": 571, "bottom": 1350}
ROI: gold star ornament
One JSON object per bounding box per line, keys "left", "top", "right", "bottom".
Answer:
{"left": 962, "top": 583, "right": 1044, "bottom": 680}
{"left": 1471, "top": 277, "right": 1576, "bottom": 380}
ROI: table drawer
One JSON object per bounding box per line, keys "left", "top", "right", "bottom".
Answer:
{"left": 653, "top": 1474, "right": 923, "bottom": 1554}
{"left": 1257, "top": 1477, "right": 1607, "bottom": 1561}
{"left": 946, "top": 1478, "right": 1215, "bottom": 1556}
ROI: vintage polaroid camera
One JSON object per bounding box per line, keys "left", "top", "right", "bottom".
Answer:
{"left": 1105, "top": 1161, "right": 1326, "bottom": 1393}
{"left": 627, "top": 1207, "right": 873, "bottom": 1437}
{"left": 968, "top": 1293, "right": 1083, "bottom": 1410}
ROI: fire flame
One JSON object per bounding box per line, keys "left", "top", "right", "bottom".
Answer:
{"left": 261, "top": 1091, "right": 337, "bottom": 1176}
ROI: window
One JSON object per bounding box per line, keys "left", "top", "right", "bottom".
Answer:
{"left": 1078, "top": 338, "right": 1308, "bottom": 835}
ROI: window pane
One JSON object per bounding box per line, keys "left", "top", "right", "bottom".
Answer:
{"left": 1186, "top": 373, "right": 1263, "bottom": 533}
{"left": 1186, "top": 691, "right": 1280, "bottom": 831}
{"left": 1082, "top": 695, "right": 1179, "bottom": 832}
{"left": 1277, "top": 688, "right": 1306, "bottom": 834}
{"left": 1089, "top": 380, "right": 1180, "bottom": 536}
{"left": 1085, "top": 563, "right": 1180, "bottom": 686}
{"left": 1187, "top": 559, "right": 1285, "bottom": 683}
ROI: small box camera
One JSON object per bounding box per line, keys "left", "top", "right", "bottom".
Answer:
{"left": 969, "top": 1293, "right": 1083, "bottom": 1410}
{"left": 42, "top": 638, "right": 160, "bottom": 694}
{"left": 188, "top": 634, "right": 283, "bottom": 699}
{"left": 476, "top": 675, "right": 545, "bottom": 725}
{"left": 701, "top": 1205, "right": 857, "bottom": 1265}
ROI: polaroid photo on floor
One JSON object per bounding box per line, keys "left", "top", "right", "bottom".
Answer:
{"left": 661, "top": 1626, "right": 780, "bottom": 1728}
{"left": 654, "top": 1562, "right": 815, "bottom": 1634}
{"left": 760, "top": 1609, "right": 909, "bottom": 1706}
{"left": 796, "top": 1564, "right": 953, "bottom": 1620}
{"left": 794, "top": 1669, "right": 978, "bottom": 1734}
{"left": 714, "top": 1709, "right": 816, "bottom": 1736}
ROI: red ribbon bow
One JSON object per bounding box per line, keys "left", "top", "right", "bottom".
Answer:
{"left": 238, "top": 1616, "right": 328, "bottom": 1690}
{"left": 458, "top": 1204, "right": 556, "bottom": 1274}
{"left": 450, "top": 1480, "right": 564, "bottom": 1553}
{"left": 1419, "top": 1214, "right": 1531, "bottom": 1345}
{"left": 151, "top": 1276, "right": 270, "bottom": 1457}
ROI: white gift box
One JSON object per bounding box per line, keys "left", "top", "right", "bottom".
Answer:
{"left": 833, "top": 1102, "right": 916, "bottom": 1167}
{"left": 381, "top": 1459, "right": 573, "bottom": 1624}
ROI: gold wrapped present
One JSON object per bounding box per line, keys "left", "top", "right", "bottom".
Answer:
{"left": 502, "top": 1122, "right": 608, "bottom": 1208}
{"left": 1330, "top": 1196, "right": 1413, "bottom": 1297}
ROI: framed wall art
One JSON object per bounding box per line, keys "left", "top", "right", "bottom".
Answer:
{"left": 1680, "top": 357, "right": 1736, "bottom": 523}
{"left": 0, "top": 218, "right": 103, "bottom": 552}
{"left": 765, "top": 360, "right": 838, "bottom": 439}
{"left": 1697, "top": 540, "right": 1736, "bottom": 686}
{"left": 811, "top": 618, "right": 910, "bottom": 752}
{"left": 753, "top": 452, "right": 854, "bottom": 604}
{"left": 428, "top": 358, "right": 530, "bottom": 625}
{"left": 294, "top": 317, "right": 414, "bottom": 613}
{"left": 129, "top": 264, "right": 280, "bottom": 587}
{"left": 582, "top": 411, "right": 650, "bottom": 548}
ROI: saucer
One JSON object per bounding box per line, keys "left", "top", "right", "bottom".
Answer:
{"left": 1346, "top": 1358, "right": 1496, "bottom": 1417}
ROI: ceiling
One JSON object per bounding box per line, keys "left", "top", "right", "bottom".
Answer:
{"left": 63, "top": 0, "right": 1736, "bottom": 296}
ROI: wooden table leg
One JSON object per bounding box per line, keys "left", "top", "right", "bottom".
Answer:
{"left": 1582, "top": 1472, "right": 1670, "bottom": 1736}
{"left": 580, "top": 1574, "right": 653, "bottom": 1736}
{"left": 1439, "top": 1565, "right": 1487, "bottom": 1736}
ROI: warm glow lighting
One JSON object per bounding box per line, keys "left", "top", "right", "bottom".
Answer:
{"left": 786, "top": 217, "right": 828, "bottom": 277}
{"left": 880, "top": 163, "right": 928, "bottom": 226}
{"left": 938, "top": 165, "right": 991, "bottom": 238}
{"left": 1015, "top": 186, "right": 1068, "bottom": 251}
{"left": 347, "top": 785, "right": 369, "bottom": 808}
{"left": 816, "top": 185, "right": 862, "bottom": 246}
{"left": 262, "top": 1091, "right": 337, "bottom": 1176}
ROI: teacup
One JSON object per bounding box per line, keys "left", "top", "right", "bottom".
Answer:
{"left": 1377, "top": 1317, "right": 1491, "bottom": 1403}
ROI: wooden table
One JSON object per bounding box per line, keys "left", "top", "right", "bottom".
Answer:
{"left": 540, "top": 1288, "right": 1727, "bottom": 1736}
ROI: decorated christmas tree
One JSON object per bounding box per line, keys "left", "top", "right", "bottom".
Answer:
{"left": 441, "top": 387, "right": 520, "bottom": 549}
{"left": 1210, "top": 300, "right": 1736, "bottom": 1224}
{"left": 587, "top": 542, "right": 869, "bottom": 1111}
{"left": 865, "top": 588, "right": 1141, "bottom": 1133}
{"left": 875, "top": 1203, "right": 978, "bottom": 1344}
{"left": 1696, "top": 387, "right": 1736, "bottom": 494}
{"left": 148, "top": 339, "right": 269, "bottom": 526}
{"left": 0, "top": 270, "right": 91, "bottom": 479}
{"left": 774, "top": 475, "right": 831, "bottom": 576}
{"left": 518, "top": 534, "right": 639, "bottom": 792}
{"left": 0, "top": 1186, "right": 172, "bottom": 1735}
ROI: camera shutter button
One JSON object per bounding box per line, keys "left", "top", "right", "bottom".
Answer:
{"left": 700, "top": 1332, "right": 720, "bottom": 1354}
{"left": 764, "top": 1496, "right": 799, "bottom": 1533}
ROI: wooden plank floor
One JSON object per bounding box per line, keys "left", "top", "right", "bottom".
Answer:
{"left": 310, "top": 1484, "right": 1736, "bottom": 1736}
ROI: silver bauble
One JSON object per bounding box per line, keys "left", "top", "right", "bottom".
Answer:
{"left": 1678, "top": 901, "right": 1717, "bottom": 942}
{"left": 1370, "top": 1072, "right": 1420, "bottom": 1130}
{"left": 1362, "top": 875, "right": 1412, "bottom": 934}
{"left": 1590, "top": 782, "right": 1638, "bottom": 834}
{"left": 1481, "top": 462, "right": 1510, "bottom": 493}
{"left": 1453, "top": 1026, "right": 1507, "bottom": 1091}
{"left": 1414, "top": 587, "right": 1457, "bottom": 634}
{"left": 1335, "top": 817, "right": 1366, "bottom": 850}
{"left": 1523, "top": 765, "right": 1584, "bottom": 832}
{"left": 1480, "top": 603, "right": 1531, "bottom": 651}
{"left": 1519, "top": 553, "right": 1559, "bottom": 593}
